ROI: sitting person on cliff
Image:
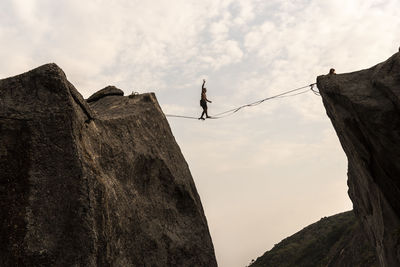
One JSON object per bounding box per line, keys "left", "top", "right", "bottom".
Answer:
{"left": 329, "top": 68, "right": 336, "bottom": 75}
{"left": 199, "top": 79, "right": 212, "bottom": 120}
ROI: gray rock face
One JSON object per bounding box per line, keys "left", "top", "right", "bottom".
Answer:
{"left": 0, "top": 64, "right": 217, "bottom": 267}
{"left": 317, "top": 52, "right": 400, "bottom": 267}
{"left": 86, "top": 85, "right": 124, "bottom": 103}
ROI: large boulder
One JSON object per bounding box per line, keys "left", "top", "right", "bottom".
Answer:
{"left": 317, "top": 52, "right": 400, "bottom": 267}
{"left": 86, "top": 85, "right": 124, "bottom": 103}
{"left": 0, "top": 64, "right": 217, "bottom": 267}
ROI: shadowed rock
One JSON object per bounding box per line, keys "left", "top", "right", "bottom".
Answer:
{"left": 0, "top": 64, "right": 217, "bottom": 267}
{"left": 251, "top": 211, "right": 377, "bottom": 267}
{"left": 317, "top": 52, "right": 400, "bottom": 267}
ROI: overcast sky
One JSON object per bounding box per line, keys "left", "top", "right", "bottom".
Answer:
{"left": 1, "top": 0, "right": 400, "bottom": 266}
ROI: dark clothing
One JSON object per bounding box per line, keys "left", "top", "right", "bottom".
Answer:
{"left": 200, "top": 99, "right": 207, "bottom": 109}
{"left": 199, "top": 80, "right": 210, "bottom": 119}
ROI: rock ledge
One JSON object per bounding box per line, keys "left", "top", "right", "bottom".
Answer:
{"left": 0, "top": 64, "right": 217, "bottom": 267}
{"left": 86, "top": 85, "right": 124, "bottom": 103}
{"left": 317, "top": 52, "right": 400, "bottom": 267}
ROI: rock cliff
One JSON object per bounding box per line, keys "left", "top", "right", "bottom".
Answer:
{"left": 0, "top": 64, "right": 217, "bottom": 266}
{"left": 250, "top": 211, "right": 377, "bottom": 267}
{"left": 317, "top": 52, "right": 400, "bottom": 267}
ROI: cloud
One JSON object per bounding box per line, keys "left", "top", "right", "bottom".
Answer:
{"left": 2, "top": 1, "right": 400, "bottom": 266}
{"left": 0, "top": 0, "right": 258, "bottom": 96}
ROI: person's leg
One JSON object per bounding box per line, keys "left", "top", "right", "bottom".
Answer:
{"left": 199, "top": 101, "right": 206, "bottom": 119}
{"left": 204, "top": 102, "right": 210, "bottom": 118}
{"left": 199, "top": 103, "right": 205, "bottom": 119}
{"left": 205, "top": 108, "right": 210, "bottom": 118}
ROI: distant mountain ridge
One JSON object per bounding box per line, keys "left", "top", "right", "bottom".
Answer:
{"left": 250, "top": 211, "right": 377, "bottom": 267}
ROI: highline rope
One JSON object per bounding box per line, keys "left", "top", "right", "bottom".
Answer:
{"left": 165, "top": 83, "right": 319, "bottom": 120}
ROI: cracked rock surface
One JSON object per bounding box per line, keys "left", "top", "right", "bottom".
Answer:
{"left": 317, "top": 52, "right": 400, "bottom": 267}
{"left": 0, "top": 64, "right": 217, "bottom": 267}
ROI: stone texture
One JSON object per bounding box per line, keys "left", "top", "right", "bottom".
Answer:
{"left": 251, "top": 211, "right": 377, "bottom": 267}
{"left": 317, "top": 52, "right": 400, "bottom": 267}
{"left": 0, "top": 64, "right": 217, "bottom": 267}
{"left": 86, "top": 85, "right": 124, "bottom": 103}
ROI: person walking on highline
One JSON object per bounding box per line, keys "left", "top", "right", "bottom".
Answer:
{"left": 199, "top": 79, "right": 212, "bottom": 120}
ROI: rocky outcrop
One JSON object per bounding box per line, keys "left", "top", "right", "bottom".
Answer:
{"left": 86, "top": 85, "right": 124, "bottom": 103}
{"left": 0, "top": 64, "right": 217, "bottom": 266}
{"left": 317, "top": 52, "right": 400, "bottom": 267}
{"left": 250, "top": 211, "right": 377, "bottom": 267}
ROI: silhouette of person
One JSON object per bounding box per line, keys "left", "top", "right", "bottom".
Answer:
{"left": 199, "top": 79, "right": 212, "bottom": 120}
{"left": 329, "top": 68, "right": 336, "bottom": 75}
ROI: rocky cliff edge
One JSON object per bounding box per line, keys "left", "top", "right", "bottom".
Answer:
{"left": 317, "top": 52, "right": 400, "bottom": 267}
{"left": 0, "top": 64, "right": 217, "bottom": 267}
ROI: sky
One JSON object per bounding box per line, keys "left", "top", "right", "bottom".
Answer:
{"left": 1, "top": 0, "right": 400, "bottom": 266}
